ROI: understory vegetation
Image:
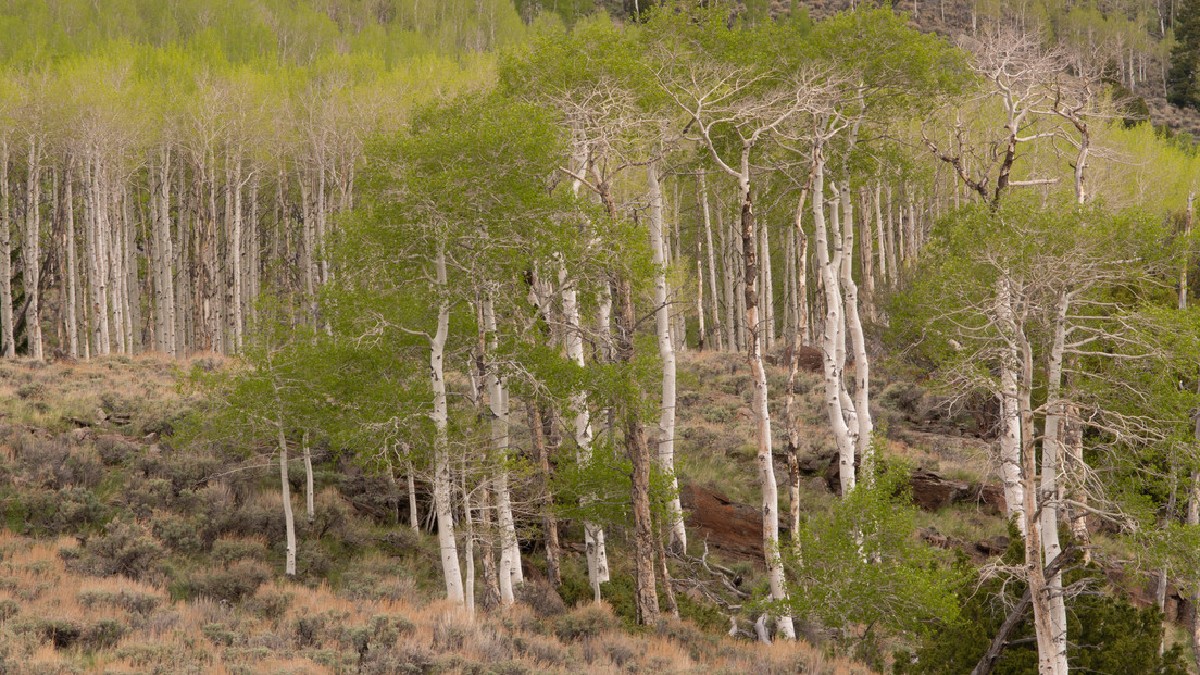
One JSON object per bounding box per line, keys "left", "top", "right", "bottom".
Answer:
{"left": 7, "top": 1, "right": 1200, "bottom": 674}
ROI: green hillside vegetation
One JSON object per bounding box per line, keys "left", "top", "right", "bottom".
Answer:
{"left": 2, "top": 1, "right": 1200, "bottom": 674}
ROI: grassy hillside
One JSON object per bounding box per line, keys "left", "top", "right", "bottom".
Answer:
{"left": 0, "top": 355, "right": 877, "bottom": 674}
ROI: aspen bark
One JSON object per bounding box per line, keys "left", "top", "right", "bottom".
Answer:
{"left": 407, "top": 456, "right": 419, "bottom": 532}
{"left": 1017, "top": 331, "right": 1060, "bottom": 675}
{"left": 463, "top": 467, "right": 476, "bottom": 617}
{"left": 796, "top": 209, "right": 811, "bottom": 349}
{"left": 528, "top": 401, "right": 561, "bottom": 588}
{"left": 560, "top": 261, "right": 609, "bottom": 597}
{"left": 1038, "top": 291, "right": 1070, "bottom": 675}
{"left": 812, "top": 146, "right": 856, "bottom": 496}
{"left": 1062, "top": 403, "right": 1090, "bottom": 562}
{"left": 761, "top": 211, "right": 776, "bottom": 350}
{"left": 155, "top": 149, "right": 177, "bottom": 357}
{"left": 995, "top": 279, "right": 1027, "bottom": 535}
{"left": 785, "top": 187, "right": 810, "bottom": 539}
{"left": 0, "top": 139, "right": 13, "bottom": 358}
{"left": 873, "top": 182, "right": 888, "bottom": 289}
{"left": 276, "top": 405, "right": 297, "bottom": 577}
{"left": 432, "top": 244, "right": 465, "bottom": 605}
{"left": 1182, "top": 193, "right": 1194, "bottom": 311}
{"left": 478, "top": 480, "right": 501, "bottom": 610}
{"left": 839, "top": 183, "right": 873, "bottom": 477}
{"left": 302, "top": 431, "right": 314, "bottom": 524}
{"left": 648, "top": 162, "right": 686, "bottom": 553}
{"left": 23, "top": 137, "right": 42, "bottom": 360}
{"left": 735, "top": 148, "right": 794, "bottom": 640}
{"left": 615, "top": 273, "right": 660, "bottom": 626}
{"left": 859, "top": 188, "right": 876, "bottom": 323}
{"left": 884, "top": 182, "right": 899, "bottom": 284}
{"left": 483, "top": 290, "right": 521, "bottom": 605}
{"left": 697, "top": 236, "right": 707, "bottom": 352}
{"left": 718, "top": 206, "right": 738, "bottom": 352}
{"left": 64, "top": 159, "right": 78, "bottom": 358}
{"left": 700, "top": 173, "right": 724, "bottom": 351}
{"left": 231, "top": 156, "right": 244, "bottom": 353}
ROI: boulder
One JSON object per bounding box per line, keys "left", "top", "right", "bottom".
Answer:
{"left": 680, "top": 483, "right": 769, "bottom": 561}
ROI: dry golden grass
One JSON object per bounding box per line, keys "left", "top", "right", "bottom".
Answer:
{"left": 0, "top": 529, "right": 876, "bottom": 674}
{"left": 0, "top": 347, "right": 893, "bottom": 673}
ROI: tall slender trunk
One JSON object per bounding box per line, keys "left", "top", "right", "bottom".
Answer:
{"left": 615, "top": 272, "right": 660, "bottom": 625}
{"left": 23, "top": 136, "right": 42, "bottom": 360}
{"left": 885, "top": 182, "right": 899, "bottom": 283}
{"left": 655, "top": 519, "right": 679, "bottom": 618}
{"left": 479, "top": 480, "right": 501, "bottom": 609}
{"left": 797, "top": 210, "right": 811, "bottom": 349}
{"left": 0, "top": 139, "right": 14, "bottom": 358}
{"left": 407, "top": 456, "right": 419, "bottom": 532}
{"left": 157, "top": 148, "right": 177, "bottom": 357}
{"left": 302, "top": 431, "right": 315, "bottom": 524}
{"left": 1181, "top": 193, "right": 1194, "bottom": 311}
{"left": 560, "top": 261, "right": 609, "bottom": 598}
{"left": 462, "top": 464, "right": 476, "bottom": 617}
{"left": 858, "top": 188, "right": 877, "bottom": 323}
{"left": 483, "top": 291, "right": 520, "bottom": 605}
{"left": 528, "top": 400, "right": 562, "bottom": 588}
{"left": 648, "top": 162, "right": 686, "bottom": 553}
{"left": 718, "top": 206, "right": 738, "bottom": 352}
{"left": 735, "top": 147, "right": 795, "bottom": 640}
{"left": 701, "top": 173, "right": 724, "bottom": 351}
{"left": 873, "top": 182, "right": 888, "bottom": 290}
{"left": 812, "top": 145, "right": 855, "bottom": 496}
{"left": 839, "top": 184, "right": 873, "bottom": 477}
{"left": 276, "top": 403, "right": 297, "bottom": 577}
{"left": 64, "top": 159, "right": 78, "bottom": 358}
{"left": 785, "top": 188, "right": 810, "bottom": 539}
{"left": 1039, "top": 291, "right": 1070, "bottom": 675}
{"left": 1062, "top": 402, "right": 1090, "bottom": 562}
{"left": 998, "top": 277, "right": 1026, "bottom": 535}
{"left": 761, "top": 211, "right": 776, "bottom": 350}
{"left": 432, "top": 244, "right": 465, "bottom": 605}
{"left": 231, "top": 155, "right": 244, "bottom": 353}
{"left": 696, "top": 235, "right": 707, "bottom": 352}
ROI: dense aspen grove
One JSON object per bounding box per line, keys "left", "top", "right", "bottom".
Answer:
{"left": 12, "top": 1, "right": 1200, "bottom": 673}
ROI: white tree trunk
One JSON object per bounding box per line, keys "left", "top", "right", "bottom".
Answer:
{"left": 231, "top": 156, "right": 244, "bottom": 353}
{"left": 718, "top": 206, "right": 738, "bottom": 352}
{"left": 761, "top": 211, "right": 776, "bottom": 350}
{"left": 838, "top": 184, "right": 873, "bottom": 478}
{"left": 302, "top": 431, "right": 314, "bottom": 524}
{"left": 1039, "top": 291, "right": 1070, "bottom": 675}
{"left": 276, "top": 407, "right": 297, "bottom": 577}
{"left": 152, "top": 148, "right": 177, "bottom": 357}
{"left": 407, "top": 457, "right": 419, "bottom": 532}
{"left": 811, "top": 149, "right": 856, "bottom": 495}
{"left": 23, "top": 137, "right": 42, "bottom": 360}
{"left": 64, "top": 160, "right": 78, "bottom": 358}
{"left": 484, "top": 291, "right": 521, "bottom": 605}
{"left": 700, "top": 173, "right": 724, "bottom": 351}
{"left": 560, "top": 262, "right": 610, "bottom": 597}
{"left": 0, "top": 139, "right": 14, "bottom": 358}
{"left": 648, "top": 162, "right": 686, "bottom": 553}
{"left": 432, "top": 244, "right": 465, "bottom": 605}
{"left": 873, "top": 182, "right": 888, "bottom": 289}
{"left": 462, "top": 467, "right": 476, "bottom": 617}
{"left": 733, "top": 148, "right": 794, "bottom": 640}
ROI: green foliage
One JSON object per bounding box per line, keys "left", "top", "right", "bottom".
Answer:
{"left": 782, "top": 455, "right": 965, "bottom": 639}
{"left": 895, "top": 534, "right": 1189, "bottom": 675}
